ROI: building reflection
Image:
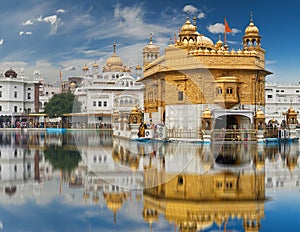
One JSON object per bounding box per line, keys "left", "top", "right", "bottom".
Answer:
{"left": 0, "top": 131, "right": 299, "bottom": 229}
{"left": 142, "top": 142, "right": 265, "bottom": 231}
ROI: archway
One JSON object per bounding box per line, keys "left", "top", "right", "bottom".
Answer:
{"left": 214, "top": 115, "right": 239, "bottom": 129}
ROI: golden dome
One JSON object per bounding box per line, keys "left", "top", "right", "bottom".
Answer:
{"left": 92, "top": 62, "right": 99, "bottom": 68}
{"left": 131, "top": 106, "right": 139, "bottom": 113}
{"left": 202, "top": 107, "right": 212, "bottom": 118}
{"left": 255, "top": 108, "right": 265, "bottom": 118}
{"left": 82, "top": 64, "right": 89, "bottom": 72}
{"left": 70, "top": 82, "right": 76, "bottom": 87}
{"left": 181, "top": 17, "right": 197, "bottom": 33}
{"left": 287, "top": 106, "right": 297, "bottom": 115}
{"left": 245, "top": 13, "right": 260, "bottom": 35}
{"left": 103, "top": 192, "right": 127, "bottom": 213}
{"left": 245, "top": 21, "right": 259, "bottom": 34}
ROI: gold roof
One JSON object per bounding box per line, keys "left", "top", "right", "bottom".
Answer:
{"left": 181, "top": 17, "right": 197, "bottom": 33}
{"left": 131, "top": 106, "right": 139, "bottom": 113}
{"left": 287, "top": 106, "right": 297, "bottom": 115}
{"left": 202, "top": 107, "right": 212, "bottom": 118}
{"left": 255, "top": 108, "right": 265, "bottom": 119}
{"left": 245, "top": 13, "right": 259, "bottom": 35}
{"left": 82, "top": 64, "right": 89, "bottom": 72}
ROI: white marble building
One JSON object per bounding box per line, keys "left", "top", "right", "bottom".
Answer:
{"left": 265, "top": 82, "right": 300, "bottom": 124}
{"left": 73, "top": 44, "right": 144, "bottom": 127}
{"left": 0, "top": 68, "right": 39, "bottom": 126}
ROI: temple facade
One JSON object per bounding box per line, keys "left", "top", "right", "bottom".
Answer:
{"left": 72, "top": 44, "right": 144, "bottom": 128}
{"left": 139, "top": 15, "right": 272, "bottom": 140}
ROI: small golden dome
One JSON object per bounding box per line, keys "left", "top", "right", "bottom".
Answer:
{"left": 131, "top": 106, "right": 139, "bottom": 113}
{"left": 92, "top": 62, "right": 99, "bottom": 68}
{"left": 181, "top": 17, "right": 197, "bottom": 32}
{"left": 82, "top": 64, "right": 89, "bottom": 72}
{"left": 287, "top": 106, "right": 297, "bottom": 115}
{"left": 70, "top": 82, "right": 76, "bottom": 87}
{"left": 245, "top": 21, "right": 259, "bottom": 34}
{"left": 202, "top": 107, "right": 212, "bottom": 118}
{"left": 256, "top": 109, "right": 265, "bottom": 118}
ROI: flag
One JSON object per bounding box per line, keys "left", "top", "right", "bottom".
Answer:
{"left": 225, "top": 18, "right": 232, "bottom": 33}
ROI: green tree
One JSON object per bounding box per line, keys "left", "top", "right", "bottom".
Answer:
{"left": 44, "top": 145, "right": 81, "bottom": 173}
{"left": 44, "top": 92, "right": 81, "bottom": 117}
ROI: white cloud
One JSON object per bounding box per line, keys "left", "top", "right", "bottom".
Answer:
{"left": 43, "top": 15, "right": 57, "bottom": 25}
{"left": 197, "top": 12, "right": 205, "bottom": 19}
{"left": 22, "top": 19, "right": 33, "bottom": 25}
{"left": 42, "top": 15, "right": 61, "bottom": 35}
{"left": 207, "top": 23, "right": 240, "bottom": 35}
{"left": 0, "top": 39, "right": 4, "bottom": 46}
{"left": 183, "top": 5, "right": 198, "bottom": 14}
{"left": 56, "top": 9, "right": 66, "bottom": 14}
{"left": 19, "top": 31, "right": 32, "bottom": 36}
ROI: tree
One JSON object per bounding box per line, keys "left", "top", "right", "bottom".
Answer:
{"left": 44, "top": 145, "right": 81, "bottom": 173}
{"left": 44, "top": 92, "right": 81, "bottom": 117}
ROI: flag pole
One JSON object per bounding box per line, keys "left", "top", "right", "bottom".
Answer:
{"left": 224, "top": 18, "right": 227, "bottom": 46}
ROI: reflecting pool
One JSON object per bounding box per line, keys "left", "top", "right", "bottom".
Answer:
{"left": 0, "top": 131, "right": 299, "bottom": 231}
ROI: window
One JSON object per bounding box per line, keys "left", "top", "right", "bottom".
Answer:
{"left": 267, "top": 95, "right": 272, "bottom": 99}
{"left": 0, "top": 106, "right": 2, "bottom": 111}
{"left": 178, "top": 91, "right": 183, "bottom": 101}
{"left": 98, "top": 101, "right": 102, "bottom": 107}
{"left": 0, "top": 91, "right": 2, "bottom": 98}
{"left": 296, "top": 90, "right": 300, "bottom": 93}
{"left": 14, "top": 106, "right": 17, "bottom": 112}
{"left": 14, "top": 91, "right": 17, "bottom": 98}
{"left": 226, "top": 87, "right": 233, "bottom": 95}
{"left": 216, "top": 87, "right": 222, "bottom": 95}
{"left": 93, "top": 101, "right": 96, "bottom": 107}
{"left": 281, "top": 90, "right": 284, "bottom": 92}
{"left": 104, "top": 101, "right": 107, "bottom": 107}
{"left": 27, "top": 93, "right": 31, "bottom": 99}
{"left": 27, "top": 87, "right": 31, "bottom": 90}
{"left": 276, "top": 90, "right": 279, "bottom": 92}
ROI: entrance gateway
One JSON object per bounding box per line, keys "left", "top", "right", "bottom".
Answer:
{"left": 213, "top": 109, "right": 254, "bottom": 130}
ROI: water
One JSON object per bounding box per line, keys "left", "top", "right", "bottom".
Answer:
{"left": 0, "top": 130, "right": 299, "bottom": 232}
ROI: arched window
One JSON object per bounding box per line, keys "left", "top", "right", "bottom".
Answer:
{"left": 216, "top": 87, "right": 222, "bottom": 95}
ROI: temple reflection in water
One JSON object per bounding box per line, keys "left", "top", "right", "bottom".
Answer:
{"left": 0, "top": 131, "right": 299, "bottom": 231}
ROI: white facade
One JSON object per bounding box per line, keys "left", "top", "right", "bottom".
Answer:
{"left": 0, "top": 68, "right": 39, "bottom": 127}
{"left": 38, "top": 78, "right": 61, "bottom": 112}
{"left": 73, "top": 46, "right": 144, "bottom": 127}
{"left": 265, "top": 82, "right": 300, "bottom": 124}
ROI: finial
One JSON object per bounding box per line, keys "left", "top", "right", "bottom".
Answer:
{"left": 149, "top": 33, "right": 153, "bottom": 43}
{"left": 250, "top": 11, "right": 253, "bottom": 22}
{"left": 218, "top": 35, "right": 221, "bottom": 41}
{"left": 193, "top": 16, "right": 197, "bottom": 26}
{"left": 113, "top": 42, "right": 116, "bottom": 53}
{"left": 169, "top": 37, "right": 172, "bottom": 45}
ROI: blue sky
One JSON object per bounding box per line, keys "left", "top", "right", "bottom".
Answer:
{"left": 0, "top": 0, "right": 299, "bottom": 83}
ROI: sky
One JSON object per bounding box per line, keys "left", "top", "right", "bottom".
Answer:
{"left": 0, "top": 0, "right": 299, "bottom": 84}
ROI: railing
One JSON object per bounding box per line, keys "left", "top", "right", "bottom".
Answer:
{"left": 167, "top": 128, "right": 199, "bottom": 139}
{"left": 264, "top": 127, "right": 278, "bottom": 138}
{"left": 212, "top": 129, "right": 257, "bottom": 141}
